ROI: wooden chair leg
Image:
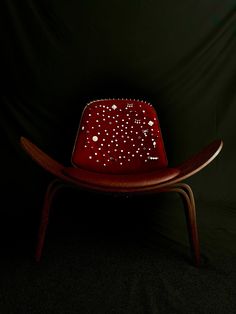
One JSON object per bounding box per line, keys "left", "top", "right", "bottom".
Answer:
{"left": 35, "top": 179, "right": 64, "bottom": 262}
{"left": 175, "top": 183, "right": 196, "bottom": 212}
{"left": 171, "top": 184, "right": 201, "bottom": 267}
{"left": 159, "top": 184, "right": 200, "bottom": 266}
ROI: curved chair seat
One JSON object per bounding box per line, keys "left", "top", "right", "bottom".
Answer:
{"left": 20, "top": 99, "right": 223, "bottom": 266}
{"left": 62, "top": 167, "right": 180, "bottom": 190}
{"left": 20, "top": 137, "right": 222, "bottom": 193}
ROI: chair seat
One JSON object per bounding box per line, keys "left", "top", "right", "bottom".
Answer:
{"left": 62, "top": 166, "right": 180, "bottom": 189}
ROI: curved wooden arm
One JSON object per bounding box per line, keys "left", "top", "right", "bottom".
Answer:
{"left": 20, "top": 137, "right": 223, "bottom": 192}
{"left": 20, "top": 137, "right": 70, "bottom": 181}
{"left": 175, "top": 139, "right": 223, "bottom": 180}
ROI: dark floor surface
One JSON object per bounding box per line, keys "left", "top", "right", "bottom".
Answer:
{"left": 0, "top": 193, "right": 235, "bottom": 314}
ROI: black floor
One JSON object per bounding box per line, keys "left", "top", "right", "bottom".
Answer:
{"left": 1, "top": 194, "right": 236, "bottom": 314}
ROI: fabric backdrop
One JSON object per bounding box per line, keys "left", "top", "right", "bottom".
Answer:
{"left": 1, "top": 1, "right": 236, "bottom": 313}
{"left": 1, "top": 0, "right": 236, "bottom": 266}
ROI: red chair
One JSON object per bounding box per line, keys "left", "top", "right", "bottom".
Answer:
{"left": 20, "top": 98, "right": 223, "bottom": 266}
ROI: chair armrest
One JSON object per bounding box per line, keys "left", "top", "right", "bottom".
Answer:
{"left": 20, "top": 137, "right": 66, "bottom": 179}
{"left": 176, "top": 139, "right": 223, "bottom": 180}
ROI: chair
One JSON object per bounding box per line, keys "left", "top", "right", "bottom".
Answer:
{"left": 20, "top": 98, "right": 223, "bottom": 266}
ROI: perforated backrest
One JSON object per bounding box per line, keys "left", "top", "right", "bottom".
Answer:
{"left": 71, "top": 99, "right": 168, "bottom": 174}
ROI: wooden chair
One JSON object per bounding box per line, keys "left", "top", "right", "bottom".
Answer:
{"left": 20, "top": 98, "right": 223, "bottom": 266}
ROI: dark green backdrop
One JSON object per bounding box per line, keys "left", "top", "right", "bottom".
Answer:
{"left": 1, "top": 1, "right": 236, "bottom": 313}
{"left": 2, "top": 1, "right": 236, "bottom": 239}
{"left": 2, "top": 0, "right": 236, "bottom": 228}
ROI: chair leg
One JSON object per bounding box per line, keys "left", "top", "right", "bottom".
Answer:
{"left": 170, "top": 184, "right": 201, "bottom": 267}
{"left": 35, "top": 179, "right": 65, "bottom": 262}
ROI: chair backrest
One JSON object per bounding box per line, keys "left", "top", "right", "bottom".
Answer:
{"left": 71, "top": 99, "right": 168, "bottom": 174}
